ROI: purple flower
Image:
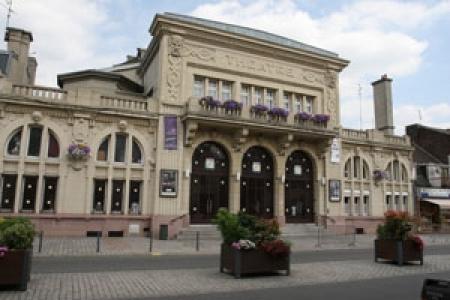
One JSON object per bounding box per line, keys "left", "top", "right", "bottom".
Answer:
{"left": 222, "top": 99, "right": 242, "bottom": 111}
{"left": 268, "top": 107, "right": 289, "bottom": 118}
{"left": 68, "top": 143, "right": 91, "bottom": 159}
{"left": 0, "top": 246, "right": 8, "bottom": 257}
{"left": 373, "top": 170, "right": 388, "bottom": 181}
{"left": 199, "top": 96, "right": 221, "bottom": 108}
{"left": 295, "top": 112, "right": 312, "bottom": 121}
{"left": 312, "top": 114, "right": 330, "bottom": 123}
{"left": 250, "top": 104, "right": 269, "bottom": 114}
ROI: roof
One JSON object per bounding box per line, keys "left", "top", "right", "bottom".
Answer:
{"left": 156, "top": 13, "right": 340, "bottom": 59}
{"left": 57, "top": 69, "right": 143, "bottom": 93}
{"left": 407, "top": 124, "right": 450, "bottom": 164}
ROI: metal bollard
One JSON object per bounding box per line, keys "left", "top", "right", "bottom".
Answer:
{"left": 315, "top": 225, "right": 321, "bottom": 248}
{"left": 196, "top": 231, "right": 200, "bottom": 252}
{"left": 96, "top": 232, "right": 101, "bottom": 253}
{"left": 38, "top": 231, "right": 43, "bottom": 253}
{"left": 149, "top": 232, "right": 153, "bottom": 253}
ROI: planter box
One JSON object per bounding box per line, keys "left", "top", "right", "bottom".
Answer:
{"left": 220, "top": 244, "right": 290, "bottom": 278}
{"left": 0, "top": 249, "right": 32, "bottom": 291}
{"left": 374, "top": 239, "right": 423, "bottom": 266}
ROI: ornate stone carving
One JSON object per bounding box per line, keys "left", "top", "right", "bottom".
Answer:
{"left": 168, "top": 35, "right": 184, "bottom": 57}
{"left": 71, "top": 113, "right": 91, "bottom": 143}
{"left": 166, "top": 35, "right": 185, "bottom": 104}
{"left": 184, "top": 120, "right": 198, "bottom": 147}
{"left": 31, "top": 111, "right": 43, "bottom": 123}
{"left": 324, "top": 69, "right": 337, "bottom": 89}
{"left": 326, "top": 88, "right": 338, "bottom": 126}
{"left": 118, "top": 120, "right": 128, "bottom": 131}
{"left": 277, "top": 134, "right": 293, "bottom": 156}
{"left": 232, "top": 128, "right": 249, "bottom": 152}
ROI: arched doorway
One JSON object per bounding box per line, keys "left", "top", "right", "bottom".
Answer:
{"left": 240, "top": 146, "right": 274, "bottom": 219}
{"left": 190, "top": 142, "right": 229, "bottom": 223}
{"left": 285, "top": 150, "right": 314, "bottom": 223}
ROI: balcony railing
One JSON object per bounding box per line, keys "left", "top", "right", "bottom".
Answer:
{"left": 100, "top": 95, "right": 148, "bottom": 112}
{"left": 12, "top": 84, "right": 67, "bottom": 101}
{"left": 341, "top": 128, "right": 410, "bottom": 147}
{"left": 185, "top": 97, "right": 333, "bottom": 131}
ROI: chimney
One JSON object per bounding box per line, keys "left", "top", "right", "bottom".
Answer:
{"left": 372, "top": 74, "right": 394, "bottom": 135}
{"left": 4, "top": 27, "right": 34, "bottom": 85}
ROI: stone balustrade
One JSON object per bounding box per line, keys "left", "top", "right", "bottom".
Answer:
{"left": 12, "top": 84, "right": 67, "bottom": 101}
{"left": 341, "top": 128, "right": 410, "bottom": 147}
{"left": 4, "top": 83, "right": 154, "bottom": 114}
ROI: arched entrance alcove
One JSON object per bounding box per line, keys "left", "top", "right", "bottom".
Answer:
{"left": 285, "top": 150, "right": 315, "bottom": 223}
{"left": 189, "top": 141, "right": 229, "bottom": 223}
{"left": 240, "top": 146, "right": 274, "bottom": 219}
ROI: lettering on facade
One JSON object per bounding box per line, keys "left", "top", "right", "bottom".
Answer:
{"left": 224, "top": 54, "right": 295, "bottom": 79}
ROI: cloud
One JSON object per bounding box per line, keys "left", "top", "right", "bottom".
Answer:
{"left": 0, "top": 0, "right": 125, "bottom": 86}
{"left": 394, "top": 103, "right": 450, "bottom": 134}
{"left": 192, "top": 0, "right": 450, "bottom": 132}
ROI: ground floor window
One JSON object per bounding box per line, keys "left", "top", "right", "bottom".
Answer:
{"left": 403, "top": 195, "right": 408, "bottom": 212}
{"left": 129, "top": 181, "right": 142, "bottom": 214}
{"left": 344, "top": 196, "right": 350, "bottom": 214}
{"left": 93, "top": 179, "right": 107, "bottom": 213}
{"left": 363, "top": 195, "right": 369, "bottom": 216}
{"left": 111, "top": 180, "right": 124, "bottom": 213}
{"left": 385, "top": 195, "right": 392, "bottom": 211}
{"left": 42, "top": 177, "right": 58, "bottom": 212}
{"left": 22, "top": 176, "right": 38, "bottom": 211}
{"left": 0, "top": 174, "right": 17, "bottom": 211}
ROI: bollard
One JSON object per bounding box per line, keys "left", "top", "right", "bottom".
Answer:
{"left": 38, "top": 231, "right": 43, "bottom": 253}
{"left": 96, "top": 231, "right": 101, "bottom": 253}
{"left": 196, "top": 231, "right": 200, "bottom": 252}
{"left": 315, "top": 225, "right": 321, "bottom": 248}
{"left": 149, "top": 231, "right": 153, "bottom": 253}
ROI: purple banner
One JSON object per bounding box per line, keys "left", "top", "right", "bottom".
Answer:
{"left": 164, "top": 115, "right": 177, "bottom": 150}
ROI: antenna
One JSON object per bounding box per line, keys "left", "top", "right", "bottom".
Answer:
{"left": 358, "top": 83, "right": 363, "bottom": 130}
{"left": 418, "top": 109, "right": 422, "bottom": 122}
{"left": 1, "top": 0, "right": 14, "bottom": 29}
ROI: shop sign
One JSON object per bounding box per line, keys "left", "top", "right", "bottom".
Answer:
{"left": 419, "top": 188, "right": 450, "bottom": 199}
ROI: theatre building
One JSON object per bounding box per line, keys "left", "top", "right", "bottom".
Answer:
{"left": 0, "top": 13, "right": 414, "bottom": 237}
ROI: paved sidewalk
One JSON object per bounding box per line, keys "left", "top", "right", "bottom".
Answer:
{"left": 2, "top": 254, "right": 450, "bottom": 300}
{"left": 32, "top": 234, "right": 450, "bottom": 257}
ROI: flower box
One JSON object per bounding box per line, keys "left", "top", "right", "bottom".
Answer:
{"left": 220, "top": 243, "right": 290, "bottom": 278}
{"left": 222, "top": 100, "right": 242, "bottom": 114}
{"left": 374, "top": 239, "right": 423, "bottom": 265}
{"left": 250, "top": 104, "right": 269, "bottom": 117}
{"left": 67, "top": 143, "right": 91, "bottom": 160}
{"left": 199, "top": 96, "right": 221, "bottom": 110}
{"left": 268, "top": 107, "right": 289, "bottom": 122}
{"left": 0, "top": 249, "right": 32, "bottom": 291}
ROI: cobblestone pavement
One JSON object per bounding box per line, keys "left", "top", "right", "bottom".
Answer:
{"left": 31, "top": 234, "right": 450, "bottom": 257}
{"left": 2, "top": 254, "right": 450, "bottom": 300}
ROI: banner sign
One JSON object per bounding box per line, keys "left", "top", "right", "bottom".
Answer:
{"left": 330, "top": 138, "right": 340, "bottom": 163}
{"left": 164, "top": 116, "right": 177, "bottom": 150}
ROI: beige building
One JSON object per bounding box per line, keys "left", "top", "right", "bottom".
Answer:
{"left": 0, "top": 14, "right": 413, "bottom": 237}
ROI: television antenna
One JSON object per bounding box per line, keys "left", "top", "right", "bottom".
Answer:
{"left": 0, "top": 0, "right": 15, "bottom": 29}
{"left": 358, "top": 83, "right": 363, "bottom": 130}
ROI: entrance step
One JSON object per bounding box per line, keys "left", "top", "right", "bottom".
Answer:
{"left": 177, "top": 225, "right": 222, "bottom": 240}
{"left": 281, "top": 223, "right": 319, "bottom": 238}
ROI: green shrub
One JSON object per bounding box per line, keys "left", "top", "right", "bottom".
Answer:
{"left": 213, "top": 209, "right": 250, "bottom": 244}
{"left": 376, "top": 211, "right": 412, "bottom": 240}
{"left": 0, "top": 217, "right": 35, "bottom": 250}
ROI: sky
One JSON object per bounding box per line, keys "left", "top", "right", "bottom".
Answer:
{"left": 1, "top": 0, "right": 449, "bottom": 134}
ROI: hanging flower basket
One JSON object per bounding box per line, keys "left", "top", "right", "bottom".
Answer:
{"left": 67, "top": 143, "right": 91, "bottom": 160}
{"left": 312, "top": 114, "right": 330, "bottom": 124}
{"left": 373, "top": 170, "right": 388, "bottom": 182}
{"left": 199, "top": 96, "right": 221, "bottom": 110}
{"left": 294, "top": 112, "right": 312, "bottom": 122}
{"left": 222, "top": 100, "right": 242, "bottom": 114}
{"left": 268, "top": 107, "right": 289, "bottom": 121}
{"left": 250, "top": 104, "right": 269, "bottom": 117}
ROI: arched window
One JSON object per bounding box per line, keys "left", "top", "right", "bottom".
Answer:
{"left": 363, "top": 160, "right": 369, "bottom": 180}
{"left": 344, "top": 158, "right": 351, "bottom": 178}
{"left": 96, "top": 133, "right": 144, "bottom": 164}
{"left": 131, "top": 138, "right": 142, "bottom": 164}
{"left": 344, "top": 156, "right": 369, "bottom": 180}
{"left": 47, "top": 130, "right": 60, "bottom": 158}
{"left": 6, "top": 128, "right": 22, "bottom": 155}
{"left": 386, "top": 160, "right": 408, "bottom": 183}
{"left": 97, "top": 136, "right": 110, "bottom": 161}
{"left": 27, "top": 126, "right": 43, "bottom": 157}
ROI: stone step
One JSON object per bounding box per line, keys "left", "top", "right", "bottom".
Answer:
{"left": 177, "top": 225, "right": 222, "bottom": 240}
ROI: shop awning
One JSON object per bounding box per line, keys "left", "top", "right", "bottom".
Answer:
{"left": 422, "top": 198, "right": 450, "bottom": 210}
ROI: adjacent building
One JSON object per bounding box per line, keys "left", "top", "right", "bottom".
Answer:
{"left": 0, "top": 13, "right": 414, "bottom": 237}
{"left": 407, "top": 124, "right": 450, "bottom": 230}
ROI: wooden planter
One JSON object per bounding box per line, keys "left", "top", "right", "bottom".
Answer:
{"left": 220, "top": 244, "right": 290, "bottom": 278}
{"left": 0, "top": 249, "right": 32, "bottom": 291}
{"left": 374, "top": 239, "right": 423, "bottom": 266}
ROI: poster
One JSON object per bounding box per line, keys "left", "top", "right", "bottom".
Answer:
{"left": 160, "top": 169, "right": 178, "bottom": 197}
{"left": 329, "top": 179, "right": 341, "bottom": 202}
{"left": 330, "top": 138, "right": 340, "bottom": 163}
{"left": 164, "top": 116, "right": 177, "bottom": 150}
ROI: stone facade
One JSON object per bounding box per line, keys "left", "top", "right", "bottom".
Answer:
{"left": 0, "top": 14, "right": 413, "bottom": 237}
